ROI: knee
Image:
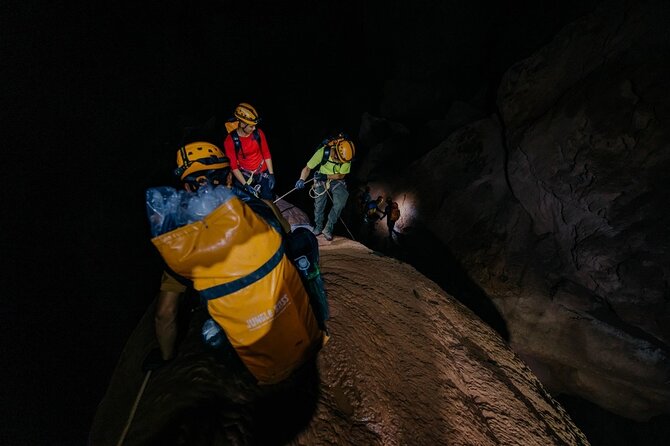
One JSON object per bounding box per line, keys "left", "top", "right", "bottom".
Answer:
{"left": 155, "top": 307, "right": 177, "bottom": 329}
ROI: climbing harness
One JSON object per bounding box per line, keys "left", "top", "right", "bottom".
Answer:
{"left": 272, "top": 135, "right": 356, "bottom": 240}
{"left": 230, "top": 126, "right": 261, "bottom": 159}
{"left": 226, "top": 120, "right": 265, "bottom": 196}
{"left": 237, "top": 160, "right": 266, "bottom": 197}
{"left": 309, "top": 178, "right": 329, "bottom": 199}
{"left": 240, "top": 160, "right": 265, "bottom": 185}
{"left": 273, "top": 179, "right": 356, "bottom": 241}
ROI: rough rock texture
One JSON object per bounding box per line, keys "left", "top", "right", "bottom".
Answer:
{"left": 499, "top": 0, "right": 670, "bottom": 341}
{"left": 360, "top": 0, "right": 670, "bottom": 421}
{"left": 496, "top": 0, "right": 670, "bottom": 420}
{"left": 91, "top": 233, "right": 587, "bottom": 445}
{"left": 275, "top": 198, "right": 311, "bottom": 228}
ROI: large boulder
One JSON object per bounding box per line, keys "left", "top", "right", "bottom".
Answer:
{"left": 367, "top": 0, "right": 670, "bottom": 421}
{"left": 90, "top": 239, "right": 587, "bottom": 445}
{"left": 496, "top": 0, "right": 670, "bottom": 419}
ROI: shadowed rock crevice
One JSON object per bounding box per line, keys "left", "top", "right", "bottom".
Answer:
{"left": 382, "top": 223, "right": 510, "bottom": 342}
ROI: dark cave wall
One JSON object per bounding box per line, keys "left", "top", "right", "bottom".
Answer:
{"left": 5, "top": 0, "right": 631, "bottom": 443}
{"left": 358, "top": 0, "right": 670, "bottom": 421}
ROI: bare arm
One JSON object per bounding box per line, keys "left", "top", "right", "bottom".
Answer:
{"left": 155, "top": 290, "right": 182, "bottom": 360}
{"left": 298, "top": 166, "right": 312, "bottom": 181}
{"left": 265, "top": 158, "right": 274, "bottom": 175}
{"left": 232, "top": 168, "right": 247, "bottom": 185}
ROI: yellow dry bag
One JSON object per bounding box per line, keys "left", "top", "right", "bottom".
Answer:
{"left": 151, "top": 194, "right": 322, "bottom": 384}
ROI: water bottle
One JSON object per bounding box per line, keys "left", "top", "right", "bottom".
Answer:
{"left": 146, "top": 185, "right": 234, "bottom": 236}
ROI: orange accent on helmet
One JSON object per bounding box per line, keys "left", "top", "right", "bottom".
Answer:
{"left": 329, "top": 136, "right": 355, "bottom": 163}
{"left": 233, "top": 102, "right": 260, "bottom": 125}
{"left": 175, "top": 141, "right": 230, "bottom": 180}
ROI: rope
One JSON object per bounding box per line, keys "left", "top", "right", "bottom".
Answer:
{"left": 273, "top": 177, "right": 356, "bottom": 242}
{"left": 326, "top": 188, "right": 356, "bottom": 241}
{"left": 116, "top": 370, "right": 152, "bottom": 446}
{"left": 308, "top": 179, "right": 328, "bottom": 199}
{"left": 273, "top": 178, "right": 314, "bottom": 203}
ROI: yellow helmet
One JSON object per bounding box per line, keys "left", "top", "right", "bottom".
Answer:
{"left": 329, "top": 137, "right": 355, "bottom": 163}
{"left": 233, "top": 102, "right": 260, "bottom": 125}
{"left": 175, "top": 141, "right": 230, "bottom": 180}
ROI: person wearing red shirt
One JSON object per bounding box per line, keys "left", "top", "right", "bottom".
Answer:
{"left": 223, "top": 102, "right": 275, "bottom": 199}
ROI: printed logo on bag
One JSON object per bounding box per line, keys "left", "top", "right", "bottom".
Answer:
{"left": 246, "top": 294, "right": 291, "bottom": 330}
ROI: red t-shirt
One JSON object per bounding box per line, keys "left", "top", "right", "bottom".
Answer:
{"left": 223, "top": 128, "right": 272, "bottom": 172}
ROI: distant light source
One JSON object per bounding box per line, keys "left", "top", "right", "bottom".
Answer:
{"left": 394, "top": 191, "right": 418, "bottom": 231}
{"left": 363, "top": 182, "right": 418, "bottom": 235}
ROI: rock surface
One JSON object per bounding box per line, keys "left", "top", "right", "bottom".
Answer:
{"left": 91, "top": 234, "right": 587, "bottom": 445}
{"left": 358, "top": 0, "right": 670, "bottom": 421}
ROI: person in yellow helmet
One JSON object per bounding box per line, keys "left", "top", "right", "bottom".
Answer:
{"left": 145, "top": 141, "right": 233, "bottom": 369}
{"left": 223, "top": 102, "right": 276, "bottom": 200}
{"left": 144, "top": 139, "right": 298, "bottom": 372}
{"left": 295, "top": 134, "right": 355, "bottom": 241}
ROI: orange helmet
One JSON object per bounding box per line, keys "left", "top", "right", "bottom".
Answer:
{"left": 175, "top": 141, "right": 230, "bottom": 180}
{"left": 329, "top": 135, "right": 355, "bottom": 163}
{"left": 233, "top": 102, "right": 260, "bottom": 126}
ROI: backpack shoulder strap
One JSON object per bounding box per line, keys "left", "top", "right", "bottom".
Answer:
{"left": 318, "top": 145, "right": 331, "bottom": 169}
{"left": 231, "top": 128, "right": 261, "bottom": 160}
{"left": 231, "top": 131, "right": 244, "bottom": 159}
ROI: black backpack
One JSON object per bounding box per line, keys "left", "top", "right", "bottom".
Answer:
{"left": 284, "top": 227, "right": 329, "bottom": 329}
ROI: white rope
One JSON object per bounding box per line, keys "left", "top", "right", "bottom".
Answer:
{"left": 116, "top": 370, "right": 152, "bottom": 446}
{"left": 273, "top": 178, "right": 315, "bottom": 203}
{"left": 308, "top": 179, "right": 329, "bottom": 199}
{"left": 274, "top": 176, "right": 356, "bottom": 241}
{"left": 326, "top": 188, "right": 356, "bottom": 241}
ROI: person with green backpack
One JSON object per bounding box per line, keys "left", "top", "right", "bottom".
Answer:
{"left": 294, "top": 134, "right": 355, "bottom": 241}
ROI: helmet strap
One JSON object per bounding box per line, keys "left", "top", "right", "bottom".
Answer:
{"left": 174, "top": 145, "right": 192, "bottom": 178}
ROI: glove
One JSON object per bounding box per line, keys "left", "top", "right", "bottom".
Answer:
{"left": 295, "top": 179, "right": 305, "bottom": 190}
{"left": 244, "top": 184, "right": 258, "bottom": 197}
{"left": 267, "top": 173, "right": 275, "bottom": 190}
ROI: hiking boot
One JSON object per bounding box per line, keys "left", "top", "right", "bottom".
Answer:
{"left": 322, "top": 230, "right": 333, "bottom": 241}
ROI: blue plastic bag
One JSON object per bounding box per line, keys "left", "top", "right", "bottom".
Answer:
{"left": 145, "top": 185, "right": 234, "bottom": 237}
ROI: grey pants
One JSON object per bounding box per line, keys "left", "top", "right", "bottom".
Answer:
{"left": 314, "top": 179, "right": 349, "bottom": 234}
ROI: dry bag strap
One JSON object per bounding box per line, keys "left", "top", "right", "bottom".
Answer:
{"left": 199, "top": 244, "right": 285, "bottom": 300}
